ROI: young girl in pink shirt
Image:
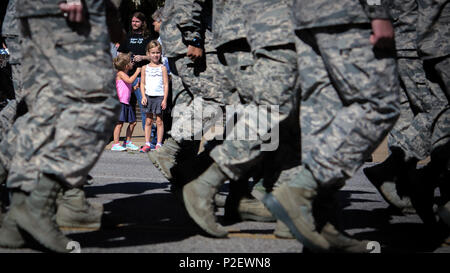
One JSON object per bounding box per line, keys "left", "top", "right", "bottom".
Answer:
{"left": 112, "top": 53, "right": 141, "bottom": 151}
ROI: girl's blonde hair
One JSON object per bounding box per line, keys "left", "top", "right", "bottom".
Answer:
{"left": 146, "top": 40, "right": 163, "bottom": 64}
{"left": 113, "top": 52, "right": 131, "bottom": 72}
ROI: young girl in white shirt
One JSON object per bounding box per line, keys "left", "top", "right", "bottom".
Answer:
{"left": 139, "top": 40, "right": 169, "bottom": 152}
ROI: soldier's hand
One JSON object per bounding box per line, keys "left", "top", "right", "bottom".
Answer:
{"left": 187, "top": 45, "right": 203, "bottom": 62}
{"left": 370, "top": 19, "right": 395, "bottom": 49}
{"left": 59, "top": 0, "right": 85, "bottom": 23}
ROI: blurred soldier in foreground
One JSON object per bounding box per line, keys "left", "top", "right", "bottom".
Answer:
{"left": 364, "top": 0, "right": 450, "bottom": 230}
{"left": 261, "top": 0, "right": 400, "bottom": 252}
{"left": 0, "top": 0, "right": 123, "bottom": 252}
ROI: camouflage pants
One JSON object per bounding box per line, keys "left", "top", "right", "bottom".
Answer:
{"left": 0, "top": 35, "right": 23, "bottom": 147}
{"left": 388, "top": 57, "right": 450, "bottom": 161}
{"left": 168, "top": 53, "right": 238, "bottom": 142}
{"left": 434, "top": 55, "right": 450, "bottom": 99}
{"left": 295, "top": 26, "right": 400, "bottom": 186}
{"left": 0, "top": 16, "right": 119, "bottom": 192}
{"left": 210, "top": 46, "right": 298, "bottom": 181}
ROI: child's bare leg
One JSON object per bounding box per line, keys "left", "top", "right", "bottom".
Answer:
{"left": 113, "top": 122, "right": 123, "bottom": 144}
{"left": 126, "top": 121, "right": 137, "bottom": 142}
{"left": 156, "top": 114, "right": 164, "bottom": 144}
{"left": 144, "top": 113, "right": 154, "bottom": 144}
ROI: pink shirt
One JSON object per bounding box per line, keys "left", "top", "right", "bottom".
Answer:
{"left": 116, "top": 79, "right": 132, "bottom": 104}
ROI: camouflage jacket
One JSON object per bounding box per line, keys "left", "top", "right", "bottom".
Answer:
{"left": 389, "top": 0, "right": 419, "bottom": 55}
{"left": 416, "top": 0, "right": 450, "bottom": 59}
{"left": 160, "top": 0, "right": 213, "bottom": 57}
{"left": 242, "top": 0, "right": 295, "bottom": 50}
{"left": 193, "top": 0, "right": 294, "bottom": 50}
{"left": 211, "top": 0, "right": 247, "bottom": 48}
{"left": 2, "top": 0, "right": 19, "bottom": 37}
{"left": 292, "top": 0, "right": 391, "bottom": 30}
{"left": 15, "top": 0, "right": 110, "bottom": 18}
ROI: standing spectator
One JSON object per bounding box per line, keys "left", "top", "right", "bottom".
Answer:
{"left": 151, "top": 6, "right": 171, "bottom": 143}
{"left": 139, "top": 40, "right": 169, "bottom": 153}
{"left": 152, "top": 7, "right": 170, "bottom": 74}
{"left": 118, "top": 11, "right": 155, "bottom": 131}
{"left": 112, "top": 53, "right": 141, "bottom": 152}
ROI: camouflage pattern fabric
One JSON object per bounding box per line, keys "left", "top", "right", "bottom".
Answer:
{"left": 416, "top": 0, "right": 450, "bottom": 60}
{"left": 388, "top": 57, "right": 449, "bottom": 161}
{"left": 209, "top": 0, "right": 298, "bottom": 181}
{"left": 388, "top": 0, "right": 419, "bottom": 57}
{"left": 211, "top": 0, "right": 247, "bottom": 49}
{"left": 0, "top": 0, "right": 23, "bottom": 143}
{"left": 168, "top": 52, "right": 239, "bottom": 142}
{"left": 417, "top": 0, "right": 450, "bottom": 98}
{"left": 387, "top": 0, "right": 450, "bottom": 162}
{"left": 292, "top": 0, "right": 390, "bottom": 31}
{"left": 0, "top": 100, "right": 18, "bottom": 142}
{"left": 161, "top": 0, "right": 238, "bottom": 142}
{"left": 2, "top": 0, "right": 22, "bottom": 65}
{"left": 433, "top": 56, "right": 450, "bottom": 97}
{"left": 160, "top": 0, "right": 208, "bottom": 58}
{"left": 295, "top": 26, "right": 400, "bottom": 186}
{"left": 0, "top": 0, "right": 120, "bottom": 192}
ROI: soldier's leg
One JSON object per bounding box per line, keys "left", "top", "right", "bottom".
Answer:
{"left": 2, "top": 14, "right": 119, "bottom": 252}
{"left": 364, "top": 57, "right": 437, "bottom": 212}
{"left": 182, "top": 46, "right": 297, "bottom": 237}
{"left": 209, "top": 46, "right": 297, "bottom": 181}
{"left": 433, "top": 55, "right": 450, "bottom": 98}
{"left": 264, "top": 26, "right": 399, "bottom": 252}
{"left": 300, "top": 27, "right": 399, "bottom": 185}
{"left": 148, "top": 57, "right": 201, "bottom": 183}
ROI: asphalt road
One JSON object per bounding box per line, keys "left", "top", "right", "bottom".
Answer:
{"left": 0, "top": 150, "right": 448, "bottom": 254}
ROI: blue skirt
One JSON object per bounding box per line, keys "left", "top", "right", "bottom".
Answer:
{"left": 118, "top": 103, "right": 136, "bottom": 123}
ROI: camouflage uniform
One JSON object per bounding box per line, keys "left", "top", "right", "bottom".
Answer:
{"left": 0, "top": 0, "right": 23, "bottom": 141}
{"left": 293, "top": 0, "right": 400, "bottom": 185}
{"left": 0, "top": 0, "right": 120, "bottom": 192}
{"left": 417, "top": 0, "right": 450, "bottom": 153}
{"left": 208, "top": 0, "right": 298, "bottom": 181}
{"left": 160, "top": 0, "right": 237, "bottom": 143}
{"left": 417, "top": 0, "right": 450, "bottom": 96}
{"left": 387, "top": 0, "right": 449, "bottom": 162}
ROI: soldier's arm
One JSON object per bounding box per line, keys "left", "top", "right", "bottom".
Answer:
{"left": 179, "top": 0, "right": 205, "bottom": 60}
{"left": 359, "top": 0, "right": 395, "bottom": 49}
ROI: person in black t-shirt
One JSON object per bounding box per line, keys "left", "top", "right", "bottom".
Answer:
{"left": 118, "top": 11, "right": 155, "bottom": 132}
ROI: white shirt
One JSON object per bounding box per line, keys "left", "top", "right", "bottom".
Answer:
{"left": 145, "top": 65, "right": 164, "bottom": 96}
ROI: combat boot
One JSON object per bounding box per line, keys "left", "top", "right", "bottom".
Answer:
{"left": 274, "top": 220, "right": 294, "bottom": 239}
{"left": 9, "top": 174, "right": 71, "bottom": 252}
{"left": 214, "top": 193, "right": 227, "bottom": 207}
{"left": 274, "top": 220, "right": 371, "bottom": 252}
{"left": 0, "top": 191, "right": 26, "bottom": 248}
{"left": 56, "top": 187, "right": 103, "bottom": 230}
{"left": 262, "top": 167, "right": 330, "bottom": 252}
{"left": 437, "top": 201, "right": 450, "bottom": 227}
{"left": 320, "top": 223, "right": 372, "bottom": 253}
{"left": 183, "top": 163, "right": 229, "bottom": 237}
{"left": 363, "top": 148, "right": 416, "bottom": 213}
{"left": 250, "top": 179, "right": 266, "bottom": 201}
{"left": 148, "top": 137, "right": 181, "bottom": 181}
{"left": 237, "top": 198, "right": 275, "bottom": 222}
